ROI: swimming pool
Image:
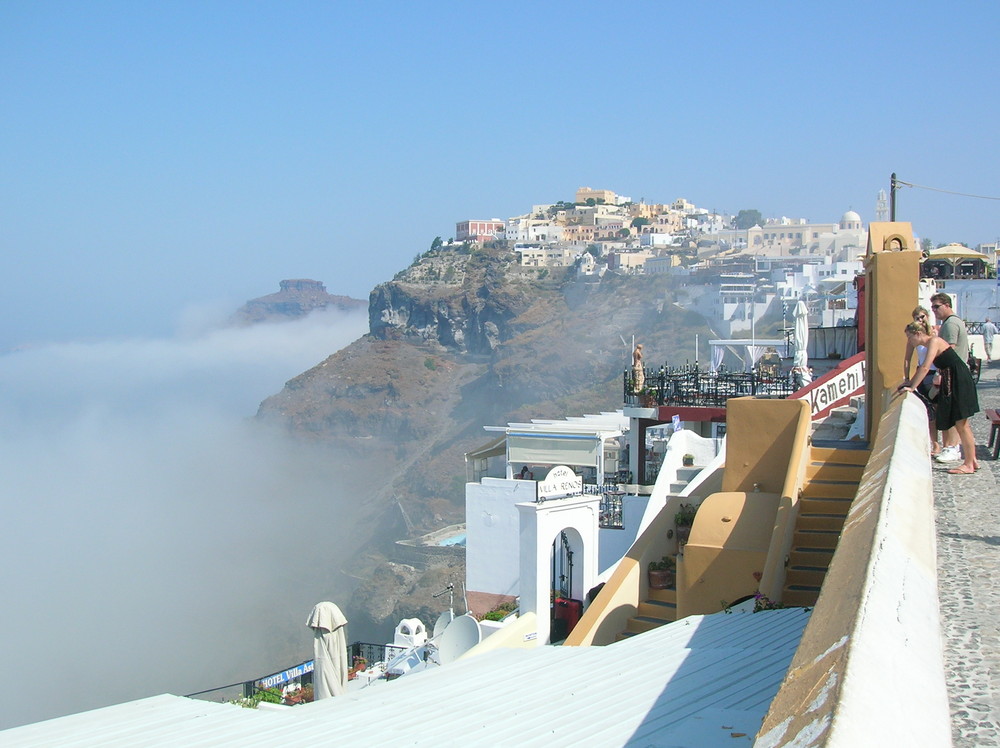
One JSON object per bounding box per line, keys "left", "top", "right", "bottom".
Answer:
{"left": 438, "top": 533, "right": 466, "bottom": 547}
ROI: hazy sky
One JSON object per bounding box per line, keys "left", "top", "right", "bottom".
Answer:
{"left": 2, "top": 1, "right": 999, "bottom": 349}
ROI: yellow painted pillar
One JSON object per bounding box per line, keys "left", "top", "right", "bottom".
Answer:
{"left": 864, "top": 222, "right": 921, "bottom": 441}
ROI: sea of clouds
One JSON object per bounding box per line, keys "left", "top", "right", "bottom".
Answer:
{"left": 0, "top": 307, "right": 371, "bottom": 729}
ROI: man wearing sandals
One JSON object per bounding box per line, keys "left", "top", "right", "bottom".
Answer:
{"left": 930, "top": 293, "right": 970, "bottom": 464}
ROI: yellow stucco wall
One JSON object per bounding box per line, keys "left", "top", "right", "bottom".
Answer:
{"left": 678, "top": 491, "right": 781, "bottom": 617}
{"left": 722, "top": 397, "right": 810, "bottom": 494}
{"left": 864, "top": 222, "right": 920, "bottom": 438}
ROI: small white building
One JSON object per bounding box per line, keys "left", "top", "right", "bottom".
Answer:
{"left": 463, "top": 409, "right": 723, "bottom": 645}
{"left": 464, "top": 412, "right": 629, "bottom": 637}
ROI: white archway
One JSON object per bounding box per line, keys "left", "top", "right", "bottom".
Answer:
{"left": 517, "top": 491, "right": 600, "bottom": 645}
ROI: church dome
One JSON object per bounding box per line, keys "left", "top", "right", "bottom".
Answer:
{"left": 840, "top": 210, "right": 862, "bottom": 230}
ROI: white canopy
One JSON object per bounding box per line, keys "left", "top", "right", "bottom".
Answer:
{"left": 708, "top": 339, "right": 785, "bottom": 372}
{"left": 792, "top": 300, "right": 812, "bottom": 385}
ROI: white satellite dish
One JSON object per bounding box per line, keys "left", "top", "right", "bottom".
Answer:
{"left": 436, "top": 614, "right": 481, "bottom": 665}
{"left": 433, "top": 609, "right": 455, "bottom": 639}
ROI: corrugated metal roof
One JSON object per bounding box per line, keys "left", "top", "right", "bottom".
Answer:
{"left": 486, "top": 410, "right": 630, "bottom": 436}
{"left": 0, "top": 607, "right": 809, "bottom": 747}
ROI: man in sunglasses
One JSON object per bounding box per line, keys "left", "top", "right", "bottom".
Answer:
{"left": 930, "top": 292, "right": 970, "bottom": 463}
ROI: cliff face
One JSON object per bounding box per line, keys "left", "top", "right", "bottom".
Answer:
{"left": 256, "top": 246, "right": 709, "bottom": 635}
{"left": 368, "top": 246, "right": 530, "bottom": 356}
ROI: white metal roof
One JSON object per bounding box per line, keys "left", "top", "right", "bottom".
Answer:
{"left": 485, "top": 410, "right": 629, "bottom": 436}
{"left": 1, "top": 606, "right": 810, "bottom": 747}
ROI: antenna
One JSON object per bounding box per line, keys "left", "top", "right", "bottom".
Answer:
{"left": 432, "top": 582, "right": 455, "bottom": 616}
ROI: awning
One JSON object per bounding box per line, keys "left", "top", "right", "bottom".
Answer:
{"left": 507, "top": 432, "right": 601, "bottom": 467}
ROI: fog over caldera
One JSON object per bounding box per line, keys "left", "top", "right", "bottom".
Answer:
{"left": 0, "top": 306, "right": 369, "bottom": 729}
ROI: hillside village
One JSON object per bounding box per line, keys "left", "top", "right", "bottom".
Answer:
{"left": 460, "top": 188, "right": 870, "bottom": 332}
{"left": 445, "top": 187, "right": 997, "bottom": 343}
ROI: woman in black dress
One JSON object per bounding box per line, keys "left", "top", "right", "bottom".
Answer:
{"left": 899, "top": 321, "right": 979, "bottom": 474}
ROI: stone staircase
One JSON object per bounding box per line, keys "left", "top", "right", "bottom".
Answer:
{"left": 810, "top": 401, "right": 863, "bottom": 442}
{"left": 668, "top": 466, "right": 703, "bottom": 494}
{"left": 618, "top": 589, "right": 677, "bottom": 639}
{"left": 782, "top": 445, "right": 870, "bottom": 607}
{"left": 615, "top": 465, "right": 705, "bottom": 640}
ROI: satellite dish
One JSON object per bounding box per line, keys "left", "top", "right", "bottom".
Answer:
{"left": 433, "top": 609, "right": 454, "bottom": 639}
{"left": 436, "top": 614, "right": 481, "bottom": 665}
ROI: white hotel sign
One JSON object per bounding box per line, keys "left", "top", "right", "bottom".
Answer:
{"left": 536, "top": 465, "right": 583, "bottom": 501}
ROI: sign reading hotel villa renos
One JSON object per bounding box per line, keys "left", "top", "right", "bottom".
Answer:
{"left": 536, "top": 465, "right": 583, "bottom": 501}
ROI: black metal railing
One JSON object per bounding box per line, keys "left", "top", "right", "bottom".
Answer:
{"left": 351, "top": 641, "right": 407, "bottom": 667}
{"left": 624, "top": 363, "right": 798, "bottom": 408}
{"left": 599, "top": 489, "right": 624, "bottom": 529}
{"left": 186, "top": 642, "right": 414, "bottom": 704}
{"left": 582, "top": 483, "right": 624, "bottom": 529}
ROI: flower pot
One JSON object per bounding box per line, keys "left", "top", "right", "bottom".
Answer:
{"left": 682, "top": 457, "right": 694, "bottom": 467}
{"left": 676, "top": 526, "right": 691, "bottom": 548}
{"left": 648, "top": 568, "right": 676, "bottom": 589}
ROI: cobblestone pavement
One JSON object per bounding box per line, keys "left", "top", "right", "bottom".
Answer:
{"left": 934, "top": 365, "right": 1000, "bottom": 746}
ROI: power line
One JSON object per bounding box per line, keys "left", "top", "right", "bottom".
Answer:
{"left": 894, "top": 179, "right": 1000, "bottom": 202}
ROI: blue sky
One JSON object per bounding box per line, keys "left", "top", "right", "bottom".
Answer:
{"left": 2, "top": 1, "right": 999, "bottom": 348}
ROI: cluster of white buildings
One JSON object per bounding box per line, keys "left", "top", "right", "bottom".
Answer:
{"left": 453, "top": 187, "right": 1000, "bottom": 342}
{"left": 454, "top": 187, "right": 876, "bottom": 337}
{"left": 455, "top": 187, "right": 872, "bottom": 274}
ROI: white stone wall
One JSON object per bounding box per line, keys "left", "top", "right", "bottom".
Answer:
{"left": 465, "top": 478, "right": 536, "bottom": 598}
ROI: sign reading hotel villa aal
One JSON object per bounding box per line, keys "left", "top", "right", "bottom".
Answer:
{"left": 536, "top": 465, "right": 583, "bottom": 501}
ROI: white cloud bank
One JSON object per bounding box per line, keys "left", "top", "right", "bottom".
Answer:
{"left": 0, "top": 309, "right": 372, "bottom": 729}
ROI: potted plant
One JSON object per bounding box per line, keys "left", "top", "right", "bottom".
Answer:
{"left": 674, "top": 503, "right": 697, "bottom": 548}
{"left": 348, "top": 655, "right": 367, "bottom": 680}
{"left": 682, "top": 454, "right": 694, "bottom": 467}
{"left": 648, "top": 555, "right": 676, "bottom": 589}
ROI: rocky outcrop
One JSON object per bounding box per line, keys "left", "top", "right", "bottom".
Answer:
{"left": 369, "top": 245, "right": 537, "bottom": 355}
{"left": 234, "top": 279, "right": 366, "bottom": 324}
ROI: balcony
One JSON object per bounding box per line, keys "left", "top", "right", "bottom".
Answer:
{"left": 624, "top": 364, "right": 799, "bottom": 408}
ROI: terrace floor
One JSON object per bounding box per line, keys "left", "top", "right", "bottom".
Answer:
{"left": 934, "top": 362, "right": 1000, "bottom": 746}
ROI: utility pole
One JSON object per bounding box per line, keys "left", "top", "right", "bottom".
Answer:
{"left": 890, "top": 173, "right": 897, "bottom": 221}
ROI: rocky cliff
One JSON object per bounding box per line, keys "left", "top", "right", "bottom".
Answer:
{"left": 369, "top": 245, "right": 529, "bottom": 355}
{"left": 234, "top": 279, "right": 366, "bottom": 324}
{"left": 256, "top": 245, "right": 710, "bottom": 639}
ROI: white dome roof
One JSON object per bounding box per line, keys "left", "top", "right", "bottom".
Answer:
{"left": 841, "top": 210, "right": 862, "bottom": 223}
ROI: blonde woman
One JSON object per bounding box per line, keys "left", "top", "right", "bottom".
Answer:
{"left": 899, "top": 322, "right": 979, "bottom": 474}
{"left": 904, "top": 306, "right": 941, "bottom": 455}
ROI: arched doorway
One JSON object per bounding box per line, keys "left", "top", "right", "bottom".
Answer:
{"left": 550, "top": 526, "right": 585, "bottom": 641}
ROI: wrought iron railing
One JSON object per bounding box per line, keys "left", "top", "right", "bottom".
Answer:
{"left": 351, "top": 641, "right": 406, "bottom": 667}
{"left": 582, "top": 483, "right": 625, "bottom": 529}
{"left": 599, "top": 489, "right": 624, "bottom": 529}
{"left": 624, "top": 363, "right": 798, "bottom": 408}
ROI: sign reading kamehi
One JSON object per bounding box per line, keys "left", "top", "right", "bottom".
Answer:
{"left": 537, "top": 465, "right": 583, "bottom": 501}
{"left": 803, "top": 358, "right": 866, "bottom": 418}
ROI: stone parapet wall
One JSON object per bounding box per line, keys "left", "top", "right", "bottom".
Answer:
{"left": 391, "top": 540, "right": 464, "bottom": 568}
{"left": 756, "top": 392, "right": 951, "bottom": 746}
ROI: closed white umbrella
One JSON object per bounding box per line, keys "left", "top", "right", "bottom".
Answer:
{"left": 793, "top": 300, "right": 812, "bottom": 385}
{"left": 307, "top": 601, "right": 348, "bottom": 699}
